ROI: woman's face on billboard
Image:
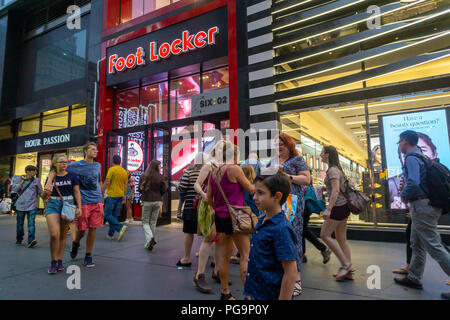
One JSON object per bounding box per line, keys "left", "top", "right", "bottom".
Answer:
{"left": 418, "top": 138, "right": 436, "bottom": 159}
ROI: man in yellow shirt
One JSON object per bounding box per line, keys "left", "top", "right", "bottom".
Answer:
{"left": 103, "top": 155, "right": 129, "bottom": 241}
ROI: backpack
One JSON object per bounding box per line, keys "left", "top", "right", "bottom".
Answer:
{"left": 405, "top": 153, "right": 450, "bottom": 214}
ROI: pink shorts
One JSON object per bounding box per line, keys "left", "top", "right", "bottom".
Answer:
{"left": 76, "top": 203, "right": 104, "bottom": 231}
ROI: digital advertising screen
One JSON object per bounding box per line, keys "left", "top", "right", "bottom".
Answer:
{"left": 379, "top": 108, "right": 450, "bottom": 210}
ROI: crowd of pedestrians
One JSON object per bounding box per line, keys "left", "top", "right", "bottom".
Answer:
{"left": 4, "top": 128, "right": 449, "bottom": 300}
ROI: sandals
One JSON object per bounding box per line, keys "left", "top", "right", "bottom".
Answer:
{"left": 392, "top": 267, "right": 409, "bottom": 275}
{"left": 220, "top": 292, "right": 235, "bottom": 300}
{"left": 335, "top": 264, "right": 353, "bottom": 281}
{"left": 176, "top": 259, "right": 192, "bottom": 267}
{"left": 293, "top": 280, "right": 303, "bottom": 297}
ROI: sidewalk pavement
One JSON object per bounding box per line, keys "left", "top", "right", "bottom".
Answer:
{"left": 0, "top": 214, "right": 449, "bottom": 300}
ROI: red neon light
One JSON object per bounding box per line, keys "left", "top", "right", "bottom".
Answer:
{"left": 108, "top": 27, "right": 220, "bottom": 74}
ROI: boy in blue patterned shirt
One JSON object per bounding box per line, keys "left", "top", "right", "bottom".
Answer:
{"left": 244, "top": 171, "right": 298, "bottom": 300}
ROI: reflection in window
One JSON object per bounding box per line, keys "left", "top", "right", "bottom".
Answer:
{"left": 121, "top": 0, "right": 144, "bottom": 24}
{"left": 71, "top": 106, "right": 87, "bottom": 127}
{"left": 203, "top": 67, "right": 229, "bottom": 92}
{"left": 42, "top": 108, "right": 69, "bottom": 132}
{"left": 170, "top": 75, "right": 200, "bottom": 120}
{"left": 107, "top": 0, "right": 181, "bottom": 28}
{"left": 18, "top": 117, "right": 40, "bottom": 137}
{"left": 141, "top": 83, "right": 168, "bottom": 123}
{"left": 34, "top": 30, "right": 86, "bottom": 91}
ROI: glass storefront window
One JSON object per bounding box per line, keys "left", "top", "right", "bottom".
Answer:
{"left": 18, "top": 116, "right": 40, "bottom": 137}
{"left": 141, "top": 82, "right": 168, "bottom": 123}
{"left": 116, "top": 88, "right": 140, "bottom": 129}
{"left": 170, "top": 75, "right": 200, "bottom": 121}
{"left": 203, "top": 67, "right": 229, "bottom": 92}
{"left": 0, "top": 122, "right": 12, "bottom": 140}
{"left": 68, "top": 147, "right": 85, "bottom": 162}
{"left": 281, "top": 108, "right": 371, "bottom": 227}
{"left": 71, "top": 106, "right": 87, "bottom": 127}
{"left": 42, "top": 107, "right": 69, "bottom": 132}
{"left": 107, "top": 0, "right": 181, "bottom": 28}
{"left": 281, "top": 89, "right": 450, "bottom": 228}
{"left": 120, "top": 0, "right": 144, "bottom": 24}
{"left": 14, "top": 153, "right": 37, "bottom": 176}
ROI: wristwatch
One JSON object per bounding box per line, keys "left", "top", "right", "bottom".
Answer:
{"left": 289, "top": 175, "right": 293, "bottom": 181}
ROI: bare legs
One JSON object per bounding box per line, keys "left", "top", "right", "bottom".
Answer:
{"left": 181, "top": 233, "right": 194, "bottom": 264}
{"left": 320, "top": 219, "right": 351, "bottom": 267}
{"left": 76, "top": 228, "right": 96, "bottom": 254}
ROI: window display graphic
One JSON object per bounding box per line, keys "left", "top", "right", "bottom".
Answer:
{"left": 118, "top": 140, "right": 144, "bottom": 173}
{"left": 380, "top": 108, "right": 450, "bottom": 210}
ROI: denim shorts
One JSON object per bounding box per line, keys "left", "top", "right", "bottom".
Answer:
{"left": 45, "top": 198, "right": 74, "bottom": 216}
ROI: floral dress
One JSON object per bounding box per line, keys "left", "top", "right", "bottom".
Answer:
{"left": 269, "top": 155, "right": 309, "bottom": 272}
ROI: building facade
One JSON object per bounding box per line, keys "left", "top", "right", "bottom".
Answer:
{"left": 246, "top": 0, "right": 450, "bottom": 232}
{"left": 0, "top": 0, "right": 101, "bottom": 211}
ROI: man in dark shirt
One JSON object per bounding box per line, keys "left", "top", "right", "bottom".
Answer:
{"left": 394, "top": 130, "right": 450, "bottom": 300}
{"left": 244, "top": 171, "right": 297, "bottom": 300}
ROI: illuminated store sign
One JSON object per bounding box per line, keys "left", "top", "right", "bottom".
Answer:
{"left": 108, "top": 27, "right": 219, "bottom": 74}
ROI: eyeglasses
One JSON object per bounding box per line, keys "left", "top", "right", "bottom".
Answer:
{"left": 57, "top": 161, "right": 68, "bottom": 164}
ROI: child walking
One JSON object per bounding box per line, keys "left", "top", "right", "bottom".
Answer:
{"left": 243, "top": 171, "right": 298, "bottom": 300}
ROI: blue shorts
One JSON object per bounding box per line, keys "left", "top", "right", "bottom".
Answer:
{"left": 45, "top": 198, "right": 74, "bottom": 216}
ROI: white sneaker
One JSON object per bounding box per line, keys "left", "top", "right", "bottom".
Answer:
{"left": 106, "top": 235, "right": 114, "bottom": 241}
{"left": 118, "top": 225, "right": 128, "bottom": 241}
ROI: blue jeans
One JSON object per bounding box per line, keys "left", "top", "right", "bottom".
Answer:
{"left": 104, "top": 197, "right": 124, "bottom": 237}
{"left": 16, "top": 209, "right": 37, "bottom": 244}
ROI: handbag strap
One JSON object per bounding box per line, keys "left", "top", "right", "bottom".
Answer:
{"left": 14, "top": 178, "right": 34, "bottom": 203}
{"left": 54, "top": 183, "right": 65, "bottom": 203}
{"left": 211, "top": 165, "right": 233, "bottom": 209}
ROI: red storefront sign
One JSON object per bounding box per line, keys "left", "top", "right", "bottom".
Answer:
{"left": 108, "top": 26, "right": 219, "bottom": 74}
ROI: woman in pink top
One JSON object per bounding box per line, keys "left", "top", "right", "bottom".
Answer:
{"left": 207, "top": 141, "right": 255, "bottom": 300}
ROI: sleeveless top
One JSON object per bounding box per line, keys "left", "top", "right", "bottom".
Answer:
{"left": 209, "top": 166, "right": 244, "bottom": 219}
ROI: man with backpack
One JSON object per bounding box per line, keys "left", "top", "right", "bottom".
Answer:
{"left": 393, "top": 130, "right": 450, "bottom": 300}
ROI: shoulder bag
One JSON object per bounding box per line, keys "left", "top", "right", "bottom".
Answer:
{"left": 11, "top": 178, "right": 34, "bottom": 211}
{"left": 339, "top": 170, "right": 371, "bottom": 215}
{"left": 211, "top": 165, "right": 258, "bottom": 234}
{"left": 54, "top": 184, "right": 77, "bottom": 222}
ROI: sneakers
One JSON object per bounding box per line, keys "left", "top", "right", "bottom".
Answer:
{"left": 118, "top": 225, "right": 128, "bottom": 241}
{"left": 57, "top": 260, "right": 64, "bottom": 272}
{"left": 442, "top": 292, "right": 450, "bottom": 300}
{"left": 84, "top": 256, "right": 95, "bottom": 268}
{"left": 106, "top": 235, "right": 114, "bottom": 241}
{"left": 70, "top": 242, "right": 80, "bottom": 259}
{"left": 48, "top": 261, "right": 57, "bottom": 274}
{"left": 321, "top": 248, "right": 332, "bottom": 264}
{"left": 394, "top": 277, "right": 423, "bottom": 289}
{"left": 16, "top": 240, "right": 22, "bottom": 246}
{"left": 28, "top": 239, "right": 37, "bottom": 248}
{"left": 125, "top": 218, "right": 133, "bottom": 224}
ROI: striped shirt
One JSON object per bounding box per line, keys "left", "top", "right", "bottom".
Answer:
{"left": 178, "top": 168, "right": 201, "bottom": 211}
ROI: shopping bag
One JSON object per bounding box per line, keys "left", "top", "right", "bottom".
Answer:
{"left": 0, "top": 198, "right": 11, "bottom": 213}
{"left": 282, "top": 194, "right": 298, "bottom": 223}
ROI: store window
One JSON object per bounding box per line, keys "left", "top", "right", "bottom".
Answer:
{"left": 281, "top": 89, "right": 450, "bottom": 228}
{"left": 107, "top": 0, "right": 182, "bottom": 29}
{"left": 0, "top": 122, "right": 12, "bottom": 140}
{"left": 170, "top": 74, "right": 200, "bottom": 120}
{"left": 116, "top": 88, "right": 140, "bottom": 129}
{"left": 68, "top": 147, "right": 85, "bottom": 162}
{"left": 203, "top": 67, "right": 229, "bottom": 92}
{"left": 18, "top": 116, "right": 40, "bottom": 137}
{"left": 71, "top": 105, "right": 87, "bottom": 127}
{"left": 141, "top": 82, "right": 169, "bottom": 123}
{"left": 42, "top": 107, "right": 69, "bottom": 132}
{"left": 14, "top": 153, "right": 37, "bottom": 176}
